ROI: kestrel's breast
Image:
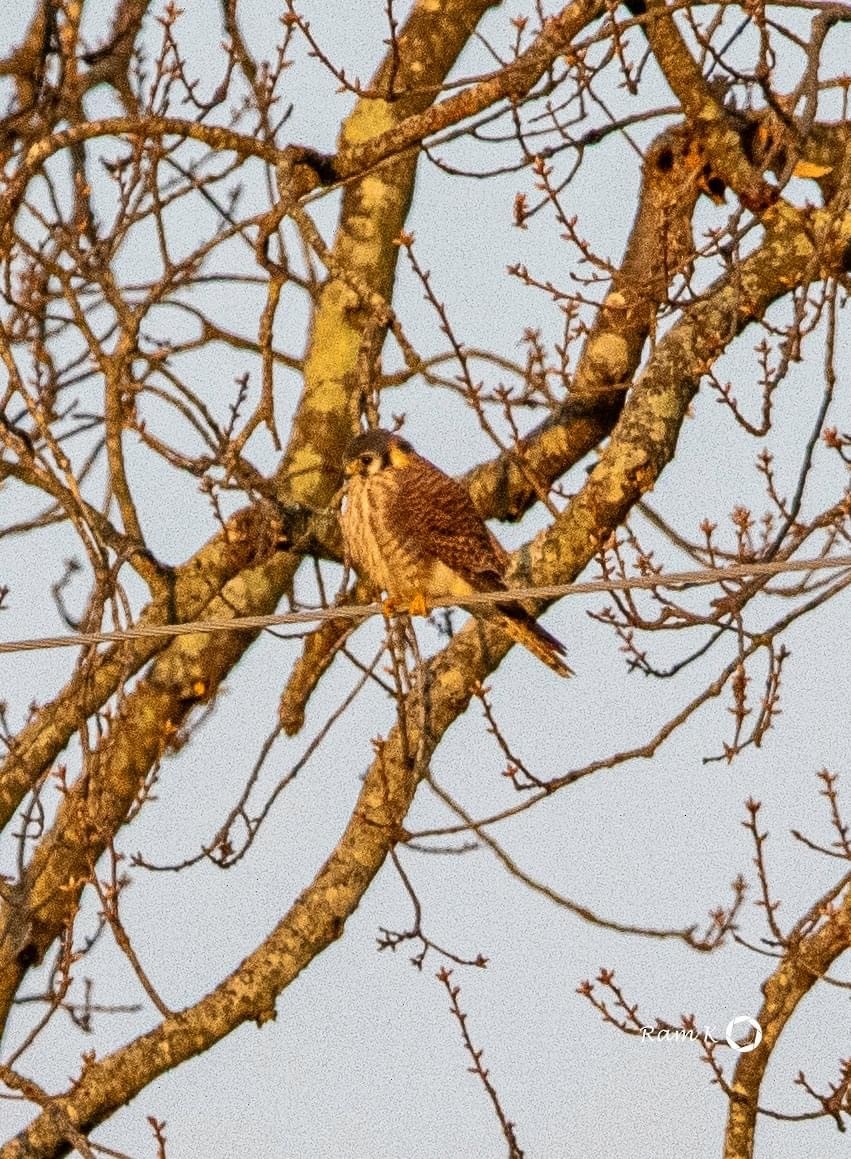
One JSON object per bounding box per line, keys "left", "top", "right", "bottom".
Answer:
{"left": 341, "top": 474, "right": 425, "bottom": 601}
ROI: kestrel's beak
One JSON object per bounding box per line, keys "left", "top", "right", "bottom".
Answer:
{"left": 343, "top": 459, "right": 357, "bottom": 478}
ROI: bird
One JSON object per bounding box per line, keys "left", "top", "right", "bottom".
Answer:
{"left": 339, "top": 429, "right": 572, "bottom": 677}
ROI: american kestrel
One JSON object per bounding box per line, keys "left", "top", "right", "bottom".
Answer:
{"left": 339, "top": 429, "right": 572, "bottom": 677}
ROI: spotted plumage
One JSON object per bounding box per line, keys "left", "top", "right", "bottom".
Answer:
{"left": 339, "top": 429, "right": 572, "bottom": 677}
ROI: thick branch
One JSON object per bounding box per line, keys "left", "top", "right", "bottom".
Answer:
{"left": 332, "top": 0, "right": 606, "bottom": 180}
{"left": 641, "top": 0, "right": 776, "bottom": 210}
{"left": 724, "top": 883, "right": 851, "bottom": 1158}
{"left": 466, "top": 122, "right": 708, "bottom": 518}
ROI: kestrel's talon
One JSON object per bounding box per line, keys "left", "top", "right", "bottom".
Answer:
{"left": 380, "top": 593, "right": 428, "bottom": 617}
{"left": 407, "top": 592, "right": 429, "bottom": 617}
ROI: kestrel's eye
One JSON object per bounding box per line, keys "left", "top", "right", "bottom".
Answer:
{"left": 360, "top": 453, "right": 374, "bottom": 467}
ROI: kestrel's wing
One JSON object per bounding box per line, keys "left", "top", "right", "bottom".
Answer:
{"left": 389, "top": 457, "right": 509, "bottom": 590}
{"left": 390, "top": 454, "right": 573, "bottom": 677}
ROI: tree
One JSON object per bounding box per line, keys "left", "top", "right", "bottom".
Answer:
{"left": 0, "top": 1, "right": 850, "bottom": 1156}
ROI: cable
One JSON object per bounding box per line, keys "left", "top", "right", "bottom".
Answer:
{"left": 1, "top": 552, "right": 850, "bottom": 656}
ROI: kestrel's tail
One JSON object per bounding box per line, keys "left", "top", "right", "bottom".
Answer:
{"left": 492, "top": 604, "right": 574, "bottom": 677}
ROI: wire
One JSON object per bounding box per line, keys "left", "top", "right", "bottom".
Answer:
{"left": 1, "top": 552, "right": 850, "bottom": 656}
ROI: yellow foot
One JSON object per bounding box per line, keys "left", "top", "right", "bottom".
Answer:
{"left": 381, "top": 593, "right": 429, "bottom": 617}
{"left": 407, "top": 591, "right": 429, "bottom": 617}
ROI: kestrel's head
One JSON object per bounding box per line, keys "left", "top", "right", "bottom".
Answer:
{"left": 342, "top": 429, "right": 415, "bottom": 477}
